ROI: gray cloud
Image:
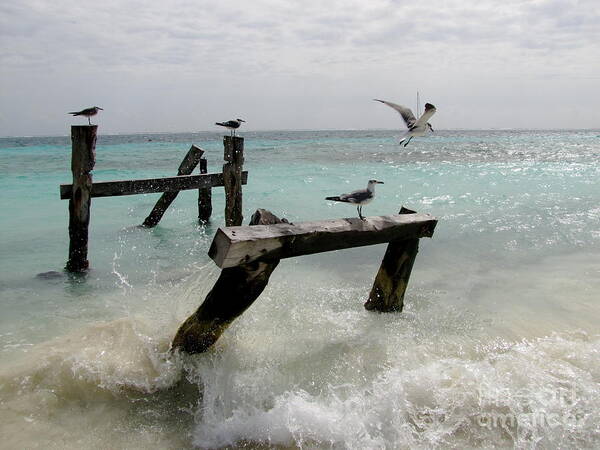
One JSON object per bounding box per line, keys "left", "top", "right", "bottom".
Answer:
{"left": 0, "top": 0, "right": 599, "bottom": 135}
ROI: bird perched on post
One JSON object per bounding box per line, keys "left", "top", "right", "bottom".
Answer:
{"left": 215, "top": 119, "right": 246, "bottom": 136}
{"left": 374, "top": 99, "right": 436, "bottom": 147}
{"left": 68, "top": 106, "right": 103, "bottom": 125}
{"left": 325, "top": 179, "right": 384, "bottom": 220}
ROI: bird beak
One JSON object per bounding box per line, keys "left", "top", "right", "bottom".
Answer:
{"left": 98, "top": 107, "right": 104, "bottom": 110}
{"left": 377, "top": 181, "right": 384, "bottom": 184}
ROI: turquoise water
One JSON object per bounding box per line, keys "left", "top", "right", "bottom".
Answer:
{"left": 0, "top": 130, "right": 599, "bottom": 448}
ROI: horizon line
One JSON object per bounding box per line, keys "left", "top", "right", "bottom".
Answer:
{"left": 1, "top": 127, "right": 599, "bottom": 139}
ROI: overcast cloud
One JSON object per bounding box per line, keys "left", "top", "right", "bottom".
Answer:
{"left": 0, "top": 0, "right": 599, "bottom": 135}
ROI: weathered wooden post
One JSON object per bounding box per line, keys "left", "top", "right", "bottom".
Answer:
{"left": 143, "top": 145, "right": 204, "bottom": 227}
{"left": 172, "top": 209, "right": 283, "bottom": 354}
{"left": 222, "top": 136, "right": 244, "bottom": 226}
{"left": 364, "top": 207, "right": 420, "bottom": 312}
{"left": 173, "top": 210, "right": 437, "bottom": 354}
{"left": 65, "top": 125, "right": 97, "bottom": 272}
{"left": 198, "top": 157, "right": 212, "bottom": 222}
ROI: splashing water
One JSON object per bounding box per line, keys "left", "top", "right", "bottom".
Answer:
{"left": 0, "top": 130, "right": 599, "bottom": 448}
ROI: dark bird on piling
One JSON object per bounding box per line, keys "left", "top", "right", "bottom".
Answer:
{"left": 68, "top": 106, "right": 103, "bottom": 125}
{"left": 374, "top": 99, "right": 436, "bottom": 147}
{"left": 325, "top": 179, "right": 384, "bottom": 220}
{"left": 215, "top": 119, "right": 246, "bottom": 136}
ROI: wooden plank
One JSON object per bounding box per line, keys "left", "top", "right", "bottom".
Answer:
{"left": 172, "top": 209, "right": 285, "bottom": 354}
{"left": 60, "top": 171, "right": 248, "bottom": 199}
{"left": 209, "top": 212, "right": 437, "bottom": 268}
{"left": 198, "top": 158, "right": 212, "bottom": 222}
{"left": 364, "top": 207, "right": 421, "bottom": 312}
{"left": 223, "top": 136, "right": 244, "bottom": 226}
{"left": 65, "top": 125, "right": 97, "bottom": 272}
{"left": 142, "top": 145, "right": 204, "bottom": 227}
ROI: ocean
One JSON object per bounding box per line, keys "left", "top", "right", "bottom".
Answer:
{"left": 0, "top": 129, "right": 598, "bottom": 449}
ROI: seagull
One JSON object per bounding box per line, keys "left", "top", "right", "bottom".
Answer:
{"left": 325, "top": 179, "right": 384, "bottom": 220}
{"left": 215, "top": 119, "right": 246, "bottom": 136}
{"left": 374, "top": 99, "right": 436, "bottom": 147}
{"left": 68, "top": 106, "right": 103, "bottom": 125}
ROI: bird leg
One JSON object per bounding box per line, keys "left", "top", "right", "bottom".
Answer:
{"left": 88, "top": 117, "right": 91, "bottom": 125}
{"left": 358, "top": 206, "right": 365, "bottom": 220}
{"left": 403, "top": 136, "right": 413, "bottom": 147}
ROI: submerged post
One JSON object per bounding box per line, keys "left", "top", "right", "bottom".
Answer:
{"left": 198, "top": 157, "right": 212, "bottom": 222}
{"left": 223, "top": 136, "right": 244, "bottom": 226}
{"left": 364, "top": 207, "right": 420, "bottom": 312}
{"left": 65, "top": 125, "right": 97, "bottom": 272}
{"left": 142, "top": 145, "right": 204, "bottom": 227}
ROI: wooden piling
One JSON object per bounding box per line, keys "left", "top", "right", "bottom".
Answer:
{"left": 65, "top": 125, "right": 97, "bottom": 272}
{"left": 223, "top": 136, "right": 244, "bottom": 226}
{"left": 198, "top": 158, "right": 212, "bottom": 222}
{"left": 172, "top": 209, "right": 283, "bottom": 354}
{"left": 142, "top": 145, "right": 204, "bottom": 227}
{"left": 364, "top": 208, "right": 420, "bottom": 312}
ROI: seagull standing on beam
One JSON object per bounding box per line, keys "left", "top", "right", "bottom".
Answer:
{"left": 215, "top": 119, "right": 246, "bottom": 136}
{"left": 374, "top": 99, "right": 436, "bottom": 147}
{"left": 325, "top": 179, "right": 384, "bottom": 220}
{"left": 68, "top": 106, "right": 103, "bottom": 125}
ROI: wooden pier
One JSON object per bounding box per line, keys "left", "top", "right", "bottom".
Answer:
{"left": 172, "top": 208, "right": 438, "bottom": 354}
{"left": 61, "top": 126, "right": 247, "bottom": 272}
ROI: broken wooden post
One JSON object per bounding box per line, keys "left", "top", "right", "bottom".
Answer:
{"left": 142, "top": 145, "right": 204, "bottom": 227}
{"left": 223, "top": 136, "right": 244, "bottom": 226}
{"left": 175, "top": 210, "right": 437, "bottom": 354}
{"left": 364, "top": 207, "right": 420, "bottom": 312}
{"left": 198, "top": 157, "right": 212, "bottom": 222}
{"left": 65, "top": 125, "right": 97, "bottom": 272}
{"left": 172, "top": 209, "right": 283, "bottom": 354}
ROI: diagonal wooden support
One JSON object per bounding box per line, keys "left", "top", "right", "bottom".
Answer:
{"left": 172, "top": 209, "right": 283, "bottom": 354}
{"left": 364, "top": 207, "right": 421, "bottom": 312}
{"left": 142, "top": 145, "right": 204, "bottom": 227}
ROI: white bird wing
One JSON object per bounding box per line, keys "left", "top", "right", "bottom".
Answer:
{"left": 414, "top": 105, "right": 437, "bottom": 128}
{"left": 374, "top": 99, "right": 416, "bottom": 128}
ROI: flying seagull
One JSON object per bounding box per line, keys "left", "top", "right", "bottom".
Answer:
{"left": 215, "top": 119, "right": 246, "bottom": 136}
{"left": 374, "top": 99, "right": 436, "bottom": 147}
{"left": 325, "top": 179, "right": 384, "bottom": 220}
{"left": 68, "top": 106, "right": 103, "bottom": 125}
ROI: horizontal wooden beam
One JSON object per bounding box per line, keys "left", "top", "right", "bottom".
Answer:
{"left": 209, "top": 212, "right": 437, "bottom": 268}
{"left": 60, "top": 171, "right": 248, "bottom": 199}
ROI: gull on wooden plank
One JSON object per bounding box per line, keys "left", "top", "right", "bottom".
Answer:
{"left": 325, "top": 179, "right": 384, "bottom": 220}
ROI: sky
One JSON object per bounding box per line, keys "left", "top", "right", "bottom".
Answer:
{"left": 0, "top": 0, "right": 599, "bottom": 136}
